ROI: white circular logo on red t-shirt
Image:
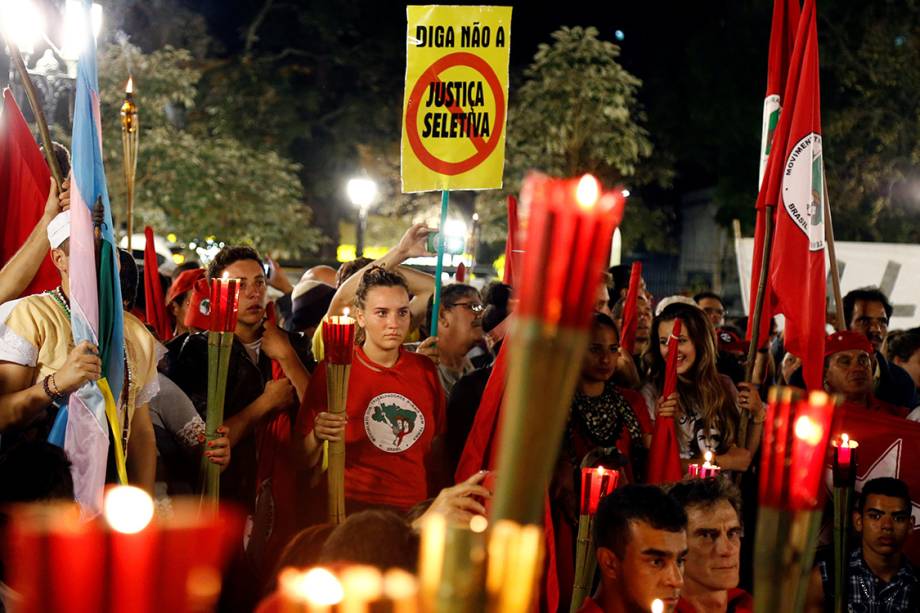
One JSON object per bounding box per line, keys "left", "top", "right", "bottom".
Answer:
{"left": 364, "top": 393, "right": 425, "bottom": 453}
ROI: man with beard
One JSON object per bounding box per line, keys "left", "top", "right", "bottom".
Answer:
{"left": 668, "top": 478, "right": 753, "bottom": 613}
{"left": 823, "top": 331, "right": 910, "bottom": 417}
{"left": 809, "top": 478, "right": 919, "bottom": 612}
{"left": 844, "top": 288, "right": 918, "bottom": 409}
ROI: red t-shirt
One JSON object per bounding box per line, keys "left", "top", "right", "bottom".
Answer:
{"left": 840, "top": 397, "right": 910, "bottom": 418}
{"left": 298, "top": 346, "right": 446, "bottom": 510}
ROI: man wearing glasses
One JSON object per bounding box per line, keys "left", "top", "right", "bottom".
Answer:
{"left": 668, "top": 477, "right": 753, "bottom": 613}
{"left": 419, "top": 284, "right": 485, "bottom": 394}
{"left": 843, "top": 288, "right": 918, "bottom": 410}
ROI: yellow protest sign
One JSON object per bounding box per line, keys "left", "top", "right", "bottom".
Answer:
{"left": 401, "top": 5, "right": 512, "bottom": 193}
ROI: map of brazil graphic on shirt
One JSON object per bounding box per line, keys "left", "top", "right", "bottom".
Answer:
{"left": 364, "top": 393, "right": 426, "bottom": 453}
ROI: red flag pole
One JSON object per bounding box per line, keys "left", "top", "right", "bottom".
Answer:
{"left": 744, "top": 208, "right": 775, "bottom": 383}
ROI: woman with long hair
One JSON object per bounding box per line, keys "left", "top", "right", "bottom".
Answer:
{"left": 294, "top": 266, "right": 446, "bottom": 513}
{"left": 642, "top": 302, "right": 763, "bottom": 472}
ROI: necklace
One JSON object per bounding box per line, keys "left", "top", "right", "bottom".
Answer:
{"left": 45, "top": 286, "right": 71, "bottom": 318}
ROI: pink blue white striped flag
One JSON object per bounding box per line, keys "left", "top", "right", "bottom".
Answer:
{"left": 67, "top": 0, "right": 127, "bottom": 515}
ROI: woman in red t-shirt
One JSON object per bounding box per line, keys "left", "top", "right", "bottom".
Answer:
{"left": 295, "top": 266, "right": 446, "bottom": 512}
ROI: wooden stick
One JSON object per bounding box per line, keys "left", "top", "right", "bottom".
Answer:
{"left": 823, "top": 183, "right": 845, "bottom": 331}
{"left": 7, "top": 42, "right": 64, "bottom": 186}
{"left": 741, "top": 205, "right": 776, "bottom": 449}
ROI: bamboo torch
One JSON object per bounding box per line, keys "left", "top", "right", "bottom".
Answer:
{"left": 486, "top": 173, "right": 627, "bottom": 613}
{"left": 201, "top": 275, "right": 239, "bottom": 509}
{"left": 831, "top": 434, "right": 857, "bottom": 613}
{"left": 322, "top": 310, "right": 356, "bottom": 525}
{"left": 570, "top": 463, "right": 619, "bottom": 612}
{"left": 754, "top": 387, "right": 838, "bottom": 613}
{"left": 120, "top": 76, "right": 139, "bottom": 251}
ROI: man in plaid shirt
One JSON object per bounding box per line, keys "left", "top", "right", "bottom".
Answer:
{"left": 810, "top": 478, "right": 919, "bottom": 612}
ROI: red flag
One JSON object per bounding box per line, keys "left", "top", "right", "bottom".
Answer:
{"left": 0, "top": 89, "right": 57, "bottom": 296}
{"left": 143, "top": 226, "right": 172, "bottom": 340}
{"left": 647, "top": 318, "right": 684, "bottom": 484}
{"left": 832, "top": 406, "right": 920, "bottom": 564}
{"left": 748, "top": 0, "right": 801, "bottom": 349}
{"left": 455, "top": 339, "right": 510, "bottom": 483}
{"left": 762, "top": 0, "right": 826, "bottom": 390}
{"left": 619, "top": 261, "right": 642, "bottom": 354}
{"left": 502, "top": 194, "right": 519, "bottom": 286}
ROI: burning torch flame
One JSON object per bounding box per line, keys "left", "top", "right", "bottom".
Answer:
{"left": 575, "top": 174, "right": 600, "bottom": 209}
{"left": 125, "top": 76, "right": 134, "bottom": 94}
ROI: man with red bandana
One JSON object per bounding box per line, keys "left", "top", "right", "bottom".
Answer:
{"left": 823, "top": 331, "right": 911, "bottom": 418}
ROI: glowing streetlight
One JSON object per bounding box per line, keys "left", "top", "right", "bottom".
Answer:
{"left": 347, "top": 177, "right": 378, "bottom": 258}
{"left": 0, "top": 0, "right": 46, "bottom": 54}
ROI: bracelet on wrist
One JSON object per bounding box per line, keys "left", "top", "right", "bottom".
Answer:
{"left": 42, "top": 375, "right": 65, "bottom": 403}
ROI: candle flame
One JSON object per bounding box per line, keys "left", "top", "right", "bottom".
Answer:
{"left": 470, "top": 514, "right": 489, "bottom": 533}
{"left": 841, "top": 433, "right": 849, "bottom": 447}
{"left": 281, "top": 567, "right": 344, "bottom": 605}
{"left": 343, "top": 307, "right": 350, "bottom": 318}
{"left": 794, "top": 415, "right": 823, "bottom": 446}
{"left": 125, "top": 76, "right": 134, "bottom": 94}
{"left": 221, "top": 271, "right": 230, "bottom": 280}
{"left": 651, "top": 599, "right": 665, "bottom": 613}
{"left": 704, "top": 450, "right": 714, "bottom": 464}
{"left": 575, "top": 174, "right": 600, "bottom": 209}
{"left": 597, "top": 465, "right": 606, "bottom": 476}
{"left": 103, "top": 485, "right": 154, "bottom": 534}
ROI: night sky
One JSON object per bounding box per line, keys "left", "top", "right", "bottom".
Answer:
{"left": 181, "top": 0, "right": 774, "bottom": 196}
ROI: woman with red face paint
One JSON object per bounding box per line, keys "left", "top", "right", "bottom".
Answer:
{"left": 641, "top": 302, "right": 763, "bottom": 473}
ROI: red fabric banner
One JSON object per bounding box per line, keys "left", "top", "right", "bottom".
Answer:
{"left": 832, "top": 406, "right": 920, "bottom": 564}
{"left": 0, "top": 89, "right": 57, "bottom": 296}
{"left": 748, "top": 0, "right": 802, "bottom": 349}
{"left": 647, "top": 318, "right": 684, "bottom": 484}
{"left": 763, "top": 0, "right": 826, "bottom": 390}
{"left": 502, "top": 194, "right": 519, "bottom": 287}
{"left": 143, "top": 226, "right": 172, "bottom": 341}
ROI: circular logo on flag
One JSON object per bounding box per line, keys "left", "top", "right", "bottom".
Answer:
{"left": 364, "top": 393, "right": 425, "bottom": 453}
{"left": 782, "top": 133, "right": 826, "bottom": 252}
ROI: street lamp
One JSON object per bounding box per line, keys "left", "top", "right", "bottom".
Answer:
{"left": 1, "top": 0, "right": 103, "bottom": 120}
{"left": 346, "top": 177, "right": 377, "bottom": 258}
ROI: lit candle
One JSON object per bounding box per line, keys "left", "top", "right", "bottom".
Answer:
{"left": 836, "top": 433, "right": 852, "bottom": 470}
{"left": 580, "top": 465, "right": 620, "bottom": 516}
{"left": 280, "top": 567, "right": 344, "bottom": 613}
{"left": 687, "top": 463, "right": 700, "bottom": 478}
{"left": 651, "top": 598, "right": 665, "bottom": 613}
{"left": 322, "top": 310, "right": 357, "bottom": 365}
{"left": 209, "top": 274, "right": 241, "bottom": 332}
{"left": 105, "top": 486, "right": 157, "bottom": 613}
{"left": 700, "top": 450, "right": 721, "bottom": 478}
{"left": 383, "top": 568, "right": 420, "bottom": 613}
{"left": 339, "top": 565, "right": 383, "bottom": 613}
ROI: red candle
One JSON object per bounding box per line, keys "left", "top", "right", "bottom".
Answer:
{"left": 322, "top": 310, "right": 357, "bottom": 365}
{"left": 687, "top": 463, "right": 700, "bottom": 478}
{"left": 516, "top": 173, "right": 626, "bottom": 330}
{"left": 836, "top": 433, "right": 852, "bottom": 469}
{"left": 580, "top": 465, "right": 620, "bottom": 516}
{"left": 759, "top": 389, "right": 837, "bottom": 510}
{"left": 662, "top": 319, "right": 683, "bottom": 399}
{"left": 619, "top": 261, "right": 643, "bottom": 354}
{"left": 209, "top": 275, "right": 240, "bottom": 332}
{"left": 700, "top": 450, "right": 721, "bottom": 478}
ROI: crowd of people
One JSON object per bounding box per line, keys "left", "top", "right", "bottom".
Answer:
{"left": 0, "top": 166, "right": 918, "bottom": 613}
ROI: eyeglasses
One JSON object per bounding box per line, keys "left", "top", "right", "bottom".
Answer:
{"left": 448, "top": 302, "right": 485, "bottom": 313}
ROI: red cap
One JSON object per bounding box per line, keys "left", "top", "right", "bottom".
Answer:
{"left": 716, "top": 327, "right": 746, "bottom": 354}
{"left": 166, "top": 268, "right": 205, "bottom": 306}
{"left": 184, "top": 278, "right": 212, "bottom": 331}
{"left": 824, "top": 330, "right": 874, "bottom": 358}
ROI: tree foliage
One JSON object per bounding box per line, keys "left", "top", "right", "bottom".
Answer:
{"left": 475, "top": 26, "right": 674, "bottom": 252}
{"left": 820, "top": 0, "right": 920, "bottom": 243}
{"left": 96, "top": 43, "right": 322, "bottom": 257}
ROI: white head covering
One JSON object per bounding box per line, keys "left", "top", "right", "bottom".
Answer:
{"left": 47, "top": 211, "right": 71, "bottom": 249}
{"left": 654, "top": 295, "right": 700, "bottom": 317}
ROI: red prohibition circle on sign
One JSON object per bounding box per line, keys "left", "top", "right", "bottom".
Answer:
{"left": 405, "top": 51, "right": 506, "bottom": 176}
